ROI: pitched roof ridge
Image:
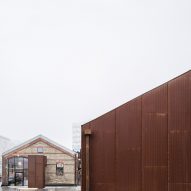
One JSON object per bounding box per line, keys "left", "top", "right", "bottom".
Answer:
{"left": 2, "top": 134, "right": 75, "bottom": 156}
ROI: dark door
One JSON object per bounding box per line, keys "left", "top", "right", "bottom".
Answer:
{"left": 28, "top": 155, "right": 46, "bottom": 189}
{"left": 15, "top": 172, "right": 24, "bottom": 186}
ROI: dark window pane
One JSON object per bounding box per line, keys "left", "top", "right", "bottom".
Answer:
{"left": 56, "top": 163, "right": 64, "bottom": 176}
{"left": 9, "top": 168, "right": 14, "bottom": 174}
{"left": 8, "top": 158, "right": 14, "bottom": 169}
{"left": 15, "top": 172, "right": 23, "bottom": 186}
{"left": 8, "top": 158, "right": 15, "bottom": 186}
{"left": 8, "top": 176, "right": 15, "bottom": 186}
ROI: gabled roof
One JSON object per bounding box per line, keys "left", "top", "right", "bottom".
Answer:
{"left": 2, "top": 134, "right": 75, "bottom": 157}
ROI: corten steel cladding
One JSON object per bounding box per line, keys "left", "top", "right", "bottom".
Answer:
{"left": 28, "top": 155, "right": 47, "bottom": 189}
{"left": 28, "top": 155, "right": 36, "bottom": 188}
{"left": 81, "top": 70, "right": 191, "bottom": 191}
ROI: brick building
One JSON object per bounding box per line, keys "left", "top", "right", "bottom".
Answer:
{"left": 1, "top": 135, "right": 77, "bottom": 187}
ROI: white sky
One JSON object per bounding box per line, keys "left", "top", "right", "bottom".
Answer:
{"left": 0, "top": 0, "right": 190, "bottom": 149}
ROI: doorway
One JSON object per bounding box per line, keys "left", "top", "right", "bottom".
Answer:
{"left": 15, "top": 172, "right": 24, "bottom": 186}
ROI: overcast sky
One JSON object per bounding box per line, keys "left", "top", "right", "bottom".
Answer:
{"left": 0, "top": 0, "right": 190, "bottom": 149}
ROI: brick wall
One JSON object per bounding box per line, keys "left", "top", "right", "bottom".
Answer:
{"left": 3, "top": 140, "right": 76, "bottom": 185}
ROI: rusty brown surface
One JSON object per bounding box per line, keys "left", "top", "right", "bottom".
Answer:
{"left": 90, "top": 111, "right": 116, "bottom": 191}
{"left": 28, "top": 155, "right": 36, "bottom": 188}
{"left": 168, "top": 71, "right": 191, "bottom": 185}
{"left": 142, "top": 84, "right": 168, "bottom": 191}
{"left": 169, "top": 183, "right": 191, "bottom": 191}
{"left": 85, "top": 132, "right": 90, "bottom": 191}
{"left": 35, "top": 156, "right": 44, "bottom": 189}
{"left": 81, "top": 123, "right": 90, "bottom": 191}
{"left": 143, "top": 167, "right": 168, "bottom": 191}
{"left": 81, "top": 70, "right": 191, "bottom": 191}
{"left": 28, "top": 155, "right": 47, "bottom": 189}
{"left": 116, "top": 98, "right": 142, "bottom": 191}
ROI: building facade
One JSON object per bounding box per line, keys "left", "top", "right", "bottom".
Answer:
{"left": 2, "top": 135, "right": 77, "bottom": 187}
{"left": 82, "top": 70, "right": 191, "bottom": 191}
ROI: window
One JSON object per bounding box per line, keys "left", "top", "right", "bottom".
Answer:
{"left": 15, "top": 157, "right": 23, "bottom": 169}
{"left": 24, "top": 158, "right": 28, "bottom": 169}
{"left": 8, "top": 157, "right": 28, "bottom": 186}
{"left": 56, "top": 163, "right": 64, "bottom": 176}
{"left": 37, "top": 147, "right": 44, "bottom": 153}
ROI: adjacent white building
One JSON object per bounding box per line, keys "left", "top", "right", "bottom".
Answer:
{"left": 72, "top": 123, "right": 81, "bottom": 152}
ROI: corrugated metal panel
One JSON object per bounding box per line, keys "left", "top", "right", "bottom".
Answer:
{"left": 169, "top": 183, "right": 191, "bottom": 191}
{"left": 81, "top": 123, "right": 90, "bottom": 191}
{"left": 36, "top": 156, "right": 44, "bottom": 189}
{"left": 169, "top": 132, "right": 191, "bottom": 183}
{"left": 142, "top": 84, "right": 168, "bottom": 191}
{"left": 90, "top": 111, "right": 116, "bottom": 191}
{"left": 28, "top": 155, "right": 36, "bottom": 188}
{"left": 142, "top": 84, "right": 168, "bottom": 166}
{"left": 116, "top": 97, "right": 142, "bottom": 191}
{"left": 81, "top": 70, "right": 191, "bottom": 191}
{"left": 143, "top": 167, "right": 168, "bottom": 191}
{"left": 168, "top": 71, "right": 191, "bottom": 184}
{"left": 28, "top": 155, "right": 46, "bottom": 189}
{"left": 142, "top": 113, "right": 168, "bottom": 166}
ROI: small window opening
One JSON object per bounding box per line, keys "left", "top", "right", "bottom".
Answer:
{"left": 56, "top": 163, "right": 64, "bottom": 176}
{"left": 37, "top": 147, "right": 44, "bottom": 153}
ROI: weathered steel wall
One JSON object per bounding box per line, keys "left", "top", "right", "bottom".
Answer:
{"left": 116, "top": 97, "right": 142, "bottom": 191}
{"left": 168, "top": 71, "right": 191, "bottom": 191}
{"left": 82, "top": 70, "right": 191, "bottom": 191}
{"left": 28, "top": 155, "right": 36, "bottom": 188}
{"left": 28, "top": 155, "right": 46, "bottom": 189}
{"left": 142, "top": 84, "right": 168, "bottom": 191}
{"left": 90, "top": 111, "right": 116, "bottom": 191}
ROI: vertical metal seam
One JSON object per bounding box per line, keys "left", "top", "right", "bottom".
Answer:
{"left": 81, "top": 127, "right": 83, "bottom": 191}
{"left": 86, "top": 135, "right": 89, "bottom": 191}
{"left": 115, "top": 109, "right": 117, "bottom": 191}
{"left": 141, "top": 96, "right": 143, "bottom": 191}
{"left": 167, "top": 82, "right": 169, "bottom": 191}
{"left": 84, "top": 128, "right": 91, "bottom": 191}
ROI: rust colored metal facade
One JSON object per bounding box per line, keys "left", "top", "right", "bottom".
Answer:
{"left": 28, "top": 155, "right": 47, "bottom": 189}
{"left": 82, "top": 70, "right": 191, "bottom": 191}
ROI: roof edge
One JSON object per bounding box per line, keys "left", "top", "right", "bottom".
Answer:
{"left": 82, "top": 69, "right": 191, "bottom": 126}
{"left": 2, "top": 134, "right": 75, "bottom": 157}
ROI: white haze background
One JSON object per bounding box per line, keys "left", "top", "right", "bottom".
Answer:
{"left": 0, "top": 0, "right": 191, "bottom": 148}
